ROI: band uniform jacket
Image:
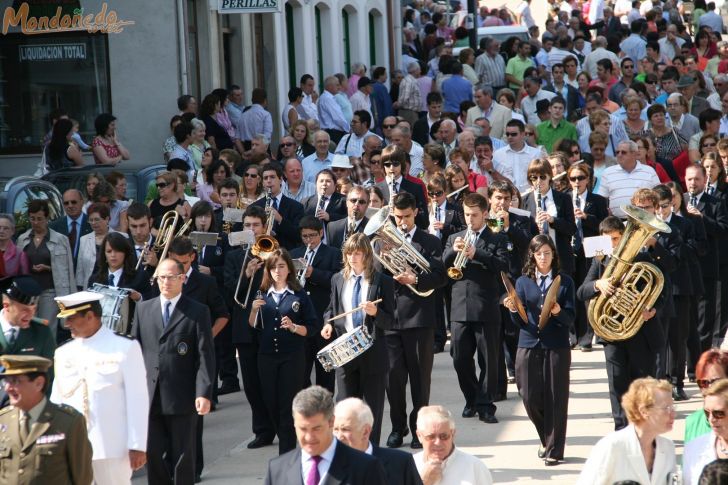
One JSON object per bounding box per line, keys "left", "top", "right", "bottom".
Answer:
{"left": 224, "top": 251, "right": 263, "bottom": 344}
{"left": 378, "top": 229, "right": 447, "bottom": 330}
{"left": 150, "top": 270, "right": 230, "bottom": 326}
{"left": 522, "top": 190, "right": 577, "bottom": 274}
{"left": 571, "top": 191, "right": 609, "bottom": 239}
{"left": 51, "top": 326, "right": 149, "bottom": 459}
{"left": 131, "top": 295, "right": 215, "bottom": 415}
{"left": 0, "top": 399, "right": 93, "bottom": 485}
{"left": 289, "top": 244, "right": 342, "bottom": 326}
{"left": 255, "top": 289, "right": 319, "bottom": 354}
{"left": 371, "top": 446, "right": 424, "bottom": 485}
{"left": 501, "top": 212, "right": 537, "bottom": 280}
{"left": 442, "top": 226, "right": 510, "bottom": 322}
{"left": 683, "top": 191, "right": 728, "bottom": 280}
{"left": 252, "top": 194, "right": 305, "bottom": 250}
{"left": 431, "top": 201, "right": 464, "bottom": 251}
{"left": 302, "top": 192, "right": 348, "bottom": 224}
{"left": 664, "top": 215, "right": 694, "bottom": 296}
{"left": 327, "top": 217, "right": 369, "bottom": 250}
{"left": 324, "top": 271, "right": 395, "bottom": 375}
{"left": 264, "top": 439, "right": 387, "bottom": 485}
{"left": 197, "top": 233, "right": 231, "bottom": 289}
{"left": 511, "top": 273, "right": 576, "bottom": 349}
{"left": 375, "top": 179, "right": 430, "bottom": 230}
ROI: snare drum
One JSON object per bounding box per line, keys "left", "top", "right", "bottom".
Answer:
{"left": 89, "top": 284, "right": 132, "bottom": 334}
{"left": 316, "top": 325, "right": 373, "bottom": 372}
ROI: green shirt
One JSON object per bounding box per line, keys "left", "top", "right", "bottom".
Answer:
{"left": 505, "top": 55, "right": 535, "bottom": 89}
{"left": 684, "top": 408, "right": 712, "bottom": 445}
{"left": 535, "top": 119, "right": 578, "bottom": 153}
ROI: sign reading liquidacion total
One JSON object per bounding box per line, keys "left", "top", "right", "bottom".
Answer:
{"left": 218, "top": 0, "right": 281, "bottom": 15}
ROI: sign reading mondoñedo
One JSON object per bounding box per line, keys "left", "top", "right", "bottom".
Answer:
{"left": 218, "top": 0, "right": 281, "bottom": 15}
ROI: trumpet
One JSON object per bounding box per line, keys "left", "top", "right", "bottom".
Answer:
{"left": 447, "top": 225, "right": 477, "bottom": 280}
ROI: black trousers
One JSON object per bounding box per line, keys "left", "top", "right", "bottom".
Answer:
{"left": 335, "top": 362, "right": 387, "bottom": 446}
{"left": 216, "top": 322, "right": 239, "bottom": 387}
{"left": 718, "top": 268, "right": 728, "bottom": 342}
{"left": 687, "top": 297, "right": 702, "bottom": 378}
{"left": 604, "top": 332, "right": 658, "bottom": 430}
{"left": 433, "top": 288, "right": 448, "bottom": 349}
{"left": 235, "top": 342, "right": 275, "bottom": 439}
{"left": 385, "top": 327, "right": 434, "bottom": 434}
{"left": 668, "top": 295, "right": 691, "bottom": 388}
{"left": 451, "top": 320, "right": 501, "bottom": 416}
{"left": 147, "top": 392, "right": 198, "bottom": 485}
{"left": 258, "top": 349, "right": 306, "bottom": 455}
{"left": 303, "top": 333, "right": 335, "bottom": 393}
{"left": 574, "top": 253, "right": 594, "bottom": 347}
{"left": 515, "top": 347, "right": 570, "bottom": 460}
{"left": 698, "top": 278, "right": 719, "bottom": 351}
{"left": 497, "top": 306, "right": 518, "bottom": 397}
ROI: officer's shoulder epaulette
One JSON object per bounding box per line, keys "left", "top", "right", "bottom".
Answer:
{"left": 56, "top": 337, "right": 74, "bottom": 349}
{"left": 0, "top": 406, "right": 14, "bottom": 416}
{"left": 55, "top": 403, "right": 82, "bottom": 416}
{"left": 113, "top": 332, "right": 135, "bottom": 340}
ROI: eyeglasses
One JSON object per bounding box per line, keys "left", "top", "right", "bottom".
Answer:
{"left": 157, "top": 274, "right": 183, "bottom": 281}
{"left": 615, "top": 150, "right": 630, "bottom": 155}
{"left": 280, "top": 142, "right": 295, "bottom": 147}
{"left": 383, "top": 162, "right": 401, "bottom": 168}
{"left": 505, "top": 131, "right": 520, "bottom": 137}
{"left": 525, "top": 131, "right": 534, "bottom": 136}
{"left": 156, "top": 182, "right": 169, "bottom": 189}
{"left": 383, "top": 124, "right": 397, "bottom": 129}
{"left": 301, "top": 232, "right": 321, "bottom": 240}
{"left": 428, "top": 191, "right": 444, "bottom": 197}
{"left": 421, "top": 433, "right": 452, "bottom": 442}
{"left": 569, "top": 175, "right": 587, "bottom": 182}
{"left": 245, "top": 173, "right": 259, "bottom": 178}
{"left": 703, "top": 142, "right": 717, "bottom": 148}
{"left": 529, "top": 175, "right": 549, "bottom": 182}
{"left": 348, "top": 198, "right": 368, "bottom": 205}
{"left": 651, "top": 404, "right": 676, "bottom": 413}
{"left": 704, "top": 409, "right": 727, "bottom": 420}
{"left": 698, "top": 377, "right": 722, "bottom": 389}
{"left": 63, "top": 200, "right": 80, "bottom": 206}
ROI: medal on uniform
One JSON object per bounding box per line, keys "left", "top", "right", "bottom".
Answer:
{"left": 292, "top": 301, "right": 300, "bottom": 313}
{"left": 177, "top": 342, "right": 188, "bottom": 355}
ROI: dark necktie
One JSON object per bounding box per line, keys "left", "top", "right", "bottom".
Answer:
{"left": 541, "top": 195, "right": 549, "bottom": 234}
{"left": 5, "top": 327, "right": 17, "bottom": 346}
{"left": 69, "top": 220, "right": 78, "bottom": 257}
{"left": 306, "top": 455, "right": 322, "bottom": 485}
{"left": 539, "top": 275, "right": 548, "bottom": 294}
{"left": 352, "top": 276, "right": 363, "bottom": 327}
{"left": 163, "top": 301, "right": 172, "bottom": 327}
{"left": 690, "top": 195, "right": 698, "bottom": 207}
{"left": 108, "top": 273, "right": 115, "bottom": 287}
{"left": 708, "top": 186, "right": 715, "bottom": 196}
{"left": 272, "top": 197, "right": 279, "bottom": 211}
{"left": 573, "top": 195, "right": 583, "bottom": 251}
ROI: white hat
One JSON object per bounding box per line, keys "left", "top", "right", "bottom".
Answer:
{"left": 55, "top": 291, "right": 104, "bottom": 319}
{"left": 331, "top": 154, "right": 353, "bottom": 169}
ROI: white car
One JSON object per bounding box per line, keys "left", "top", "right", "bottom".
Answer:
{"left": 452, "top": 25, "right": 530, "bottom": 56}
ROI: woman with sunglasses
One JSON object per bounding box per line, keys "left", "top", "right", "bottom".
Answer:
{"left": 686, "top": 351, "right": 728, "bottom": 443}
{"left": 368, "top": 149, "right": 386, "bottom": 185}
{"left": 577, "top": 378, "right": 676, "bottom": 485}
{"left": 503, "top": 235, "right": 575, "bottom": 466}
{"left": 148, "top": 171, "right": 192, "bottom": 232}
{"left": 703, "top": 153, "right": 728, "bottom": 199}
{"left": 685, "top": 378, "right": 728, "bottom": 484}
{"left": 634, "top": 136, "right": 671, "bottom": 183}
{"left": 239, "top": 164, "right": 264, "bottom": 209}
{"left": 567, "top": 163, "right": 608, "bottom": 351}
{"left": 554, "top": 139, "right": 585, "bottom": 167}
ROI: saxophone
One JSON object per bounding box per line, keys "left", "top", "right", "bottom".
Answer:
{"left": 587, "top": 205, "right": 671, "bottom": 342}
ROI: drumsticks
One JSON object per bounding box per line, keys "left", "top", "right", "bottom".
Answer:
{"left": 325, "top": 299, "right": 383, "bottom": 323}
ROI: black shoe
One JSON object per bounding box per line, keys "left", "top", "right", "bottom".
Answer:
{"left": 217, "top": 383, "right": 241, "bottom": 395}
{"left": 411, "top": 435, "right": 423, "bottom": 449}
{"left": 673, "top": 387, "right": 689, "bottom": 401}
{"left": 537, "top": 446, "right": 546, "bottom": 459}
{"left": 195, "top": 475, "right": 202, "bottom": 483}
{"left": 579, "top": 345, "right": 592, "bottom": 352}
{"left": 247, "top": 435, "right": 274, "bottom": 449}
{"left": 478, "top": 412, "right": 498, "bottom": 424}
{"left": 544, "top": 458, "right": 559, "bottom": 466}
{"left": 462, "top": 406, "right": 477, "bottom": 418}
{"left": 386, "top": 428, "right": 409, "bottom": 448}
{"left": 494, "top": 392, "right": 507, "bottom": 402}
{"left": 433, "top": 344, "right": 445, "bottom": 354}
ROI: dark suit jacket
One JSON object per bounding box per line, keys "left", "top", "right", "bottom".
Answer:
{"left": 252, "top": 194, "right": 305, "bottom": 250}
{"left": 371, "top": 446, "right": 423, "bottom": 485}
{"left": 442, "top": 226, "right": 510, "bottom": 322}
{"left": 683, "top": 191, "right": 728, "bottom": 279}
{"left": 290, "top": 243, "right": 343, "bottom": 325}
{"left": 575, "top": 191, "right": 610, "bottom": 238}
{"left": 502, "top": 212, "right": 537, "bottom": 280}
{"left": 544, "top": 83, "right": 580, "bottom": 117}
{"left": 324, "top": 271, "right": 395, "bottom": 375}
{"left": 690, "top": 96, "right": 711, "bottom": 117}
{"left": 264, "top": 440, "right": 387, "bottom": 485}
{"left": 327, "top": 217, "right": 369, "bottom": 250}
{"left": 256, "top": 289, "right": 318, "bottom": 353}
{"left": 412, "top": 117, "right": 431, "bottom": 147}
{"left": 432, "top": 201, "right": 463, "bottom": 250}
{"left": 665, "top": 215, "right": 692, "bottom": 296}
{"left": 198, "top": 234, "right": 230, "bottom": 289}
{"left": 302, "top": 192, "right": 347, "bottom": 223}
{"left": 683, "top": 213, "right": 707, "bottom": 296}
{"left": 522, "top": 189, "right": 577, "bottom": 274}
{"left": 131, "top": 295, "right": 215, "bottom": 414}
{"left": 49, "top": 214, "right": 92, "bottom": 266}
{"left": 375, "top": 179, "right": 429, "bottom": 229}
{"left": 224, "top": 248, "right": 261, "bottom": 344}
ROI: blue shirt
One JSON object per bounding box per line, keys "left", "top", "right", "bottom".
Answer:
{"left": 225, "top": 102, "right": 246, "bottom": 128}
{"left": 302, "top": 152, "right": 334, "bottom": 183}
{"left": 317, "top": 91, "right": 350, "bottom": 132}
{"left": 619, "top": 34, "right": 646, "bottom": 63}
{"left": 237, "top": 104, "right": 272, "bottom": 141}
{"left": 370, "top": 82, "right": 394, "bottom": 129}
{"left": 441, "top": 75, "right": 473, "bottom": 113}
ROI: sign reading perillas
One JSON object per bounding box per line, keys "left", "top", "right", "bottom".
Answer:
{"left": 218, "top": 0, "right": 281, "bottom": 14}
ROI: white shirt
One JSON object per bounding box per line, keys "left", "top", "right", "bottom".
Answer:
{"left": 520, "top": 90, "right": 556, "bottom": 125}
{"left": 597, "top": 162, "right": 660, "bottom": 218}
{"left": 534, "top": 188, "right": 558, "bottom": 242}
{"left": 407, "top": 141, "right": 425, "bottom": 176}
{"left": 51, "top": 325, "right": 149, "bottom": 459}
{"left": 349, "top": 90, "right": 372, "bottom": 117}
{"left": 414, "top": 448, "right": 493, "bottom": 485}
{"left": 301, "top": 437, "right": 337, "bottom": 484}
{"left": 107, "top": 268, "right": 123, "bottom": 287}
{"left": 300, "top": 93, "right": 319, "bottom": 121}
{"left": 160, "top": 293, "right": 182, "bottom": 320}
{"left": 493, "top": 143, "right": 543, "bottom": 193}
{"left": 0, "top": 310, "right": 17, "bottom": 338}
{"left": 267, "top": 285, "right": 293, "bottom": 305}
{"left": 336, "top": 131, "right": 380, "bottom": 157}
{"left": 430, "top": 200, "right": 448, "bottom": 237}
{"left": 342, "top": 272, "right": 370, "bottom": 332}
{"left": 535, "top": 270, "right": 553, "bottom": 291}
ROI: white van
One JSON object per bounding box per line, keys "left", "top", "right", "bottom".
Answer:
{"left": 452, "top": 25, "right": 530, "bottom": 56}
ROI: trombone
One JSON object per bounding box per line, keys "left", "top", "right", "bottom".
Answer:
{"left": 234, "top": 203, "right": 280, "bottom": 309}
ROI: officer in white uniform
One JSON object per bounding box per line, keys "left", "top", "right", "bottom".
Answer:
{"left": 50, "top": 291, "right": 149, "bottom": 485}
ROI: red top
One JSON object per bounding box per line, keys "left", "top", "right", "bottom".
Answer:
{"left": 468, "top": 172, "right": 487, "bottom": 192}
{"left": 92, "top": 137, "right": 121, "bottom": 164}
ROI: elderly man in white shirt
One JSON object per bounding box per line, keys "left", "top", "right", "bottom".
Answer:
{"left": 391, "top": 125, "right": 424, "bottom": 176}
{"left": 413, "top": 405, "right": 492, "bottom": 485}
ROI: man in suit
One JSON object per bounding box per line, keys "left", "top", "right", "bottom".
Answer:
{"left": 0, "top": 355, "right": 93, "bottom": 484}
{"left": 224, "top": 205, "right": 276, "bottom": 449}
{"left": 165, "top": 237, "right": 229, "bottom": 481}
{"left": 327, "top": 185, "right": 371, "bottom": 249}
{"left": 382, "top": 193, "right": 447, "bottom": 449}
{"left": 253, "top": 162, "right": 305, "bottom": 250}
{"left": 51, "top": 291, "right": 149, "bottom": 485}
{"left": 301, "top": 169, "right": 347, "bottom": 244}
{"left": 443, "top": 193, "right": 510, "bottom": 423}
{"left": 131, "top": 258, "right": 215, "bottom": 485}
{"left": 265, "top": 386, "right": 387, "bottom": 485}
{"left": 334, "top": 397, "right": 423, "bottom": 485}
{"left": 290, "top": 216, "right": 342, "bottom": 393}
{"left": 49, "top": 189, "right": 91, "bottom": 268}
{"left": 412, "top": 92, "right": 443, "bottom": 146}
{"left": 127, "top": 202, "right": 157, "bottom": 280}
{"left": 685, "top": 164, "right": 728, "bottom": 354}
{"left": 464, "top": 85, "right": 511, "bottom": 140}
{"left": 375, "top": 145, "right": 429, "bottom": 229}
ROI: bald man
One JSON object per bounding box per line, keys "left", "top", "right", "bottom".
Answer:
{"left": 334, "top": 398, "right": 422, "bottom": 485}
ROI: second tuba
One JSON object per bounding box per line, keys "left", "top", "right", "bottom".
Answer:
{"left": 587, "top": 205, "right": 671, "bottom": 342}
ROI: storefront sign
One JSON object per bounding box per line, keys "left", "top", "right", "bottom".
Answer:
{"left": 2, "top": 2, "right": 135, "bottom": 35}
{"left": 18, "top": 43, "right": 87, "bottom": 62}
{"left": 218, "top": 0, "right": 281, "bottom": 14}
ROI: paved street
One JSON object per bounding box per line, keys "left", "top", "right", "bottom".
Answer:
{"left": 134, "top": 344, "right": 703, "bottom": 484}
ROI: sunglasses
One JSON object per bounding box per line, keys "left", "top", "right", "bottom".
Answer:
{"left": 615, "top": 150, "right": 630, "bottom": 155}
{"left": 245, "top": 173, "right": 259, "bottom": 178}
{"left": 156, "top": 182, "right": 169, "bottom": 189}
{"left": 703, "top": 143, "right": 717, "bottom": 148}
{"left": 383, "top": 162, "right": 401, "bottom": 168}
{"left": 347, "top": 198, "right": 368, "bottom": 205}
{"left": 704, "top": 409, "right": 727, "bottom": 420}
{"left": 63, "top": 200, "right": 80, "bottom": 205}
{"left": 383, "top": 124, "right": 397, "bottom": 129}
{"left": 698, "top": 377, "right": 722, "bottom": 389}
{"left": 505, "top": 132, "right": 520, "bottom": 137}
{"left": 280, "top": 142, "right": 295, "bottom": 147}
{"left": 525, "top": 131, "right": 535, "bottom": 136}
{"left": 569, "top": 175, "right": 587, "bottom": 182}
{"left": 529, "top": 175, "right": 549, "bottom": 182}
{"left": 428, "top": 191, "right": 444, "bottom": 197}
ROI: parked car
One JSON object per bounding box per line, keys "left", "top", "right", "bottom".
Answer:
{"left": 42, "top": 164, "right": 167, "bottom": 204}
{"left": 452, "top": 25, "right": 530, "bottom": 56}
{"left": 0, "top": 176, "right": 63, "bottom": 236}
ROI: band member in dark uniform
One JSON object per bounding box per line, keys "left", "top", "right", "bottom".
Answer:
{"left": 290, "top": 216, "right": 342, "bottom": 393}
{"left": 252, "top": 162, "right": 305, "bottom": 250}
{"left": 567, "top": 163, "right": 608, "bottom": 351}
{"left": 224, "top": 205, "right": 275, "bottom": 449}
{"left": 249, "top": 249, "right": 318, "bottom": 455}
{"left": 127, "top": 202, "right": 157, "bottom": 281}
{"left": 375, "top": 145, "right": 429, "bottom": 230}
{"left": 321, "top": 233, "right": 396, "bottom": 447}
{"left": 215, "top": 178, "right": 243, "bottom": 233}
{"left": 521, "top": 159, "right": 577, "bottom": 276}
{"left": 381, "top": 192, "right": 447, "bottom": 450}
{"left": 443, "top": 193, "right": 509, "bottom": 424}
{"left": 301, "top": 168, "right": 347, "bottom": 243}
{"left": 488, "top": 180, "right": 537, "bottom": 399}
{"left": 504, "top": 235, "right": 575, "bottom": 466}
{"left": 327, "top": 185, "right": 371, "bottom": 249}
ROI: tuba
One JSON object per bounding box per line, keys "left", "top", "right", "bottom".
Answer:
{"left": 587, "top": 205, "right": 671, "bottom": 342}
{"left": 364, "top": 206, "right": 433, "bottom": 297}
